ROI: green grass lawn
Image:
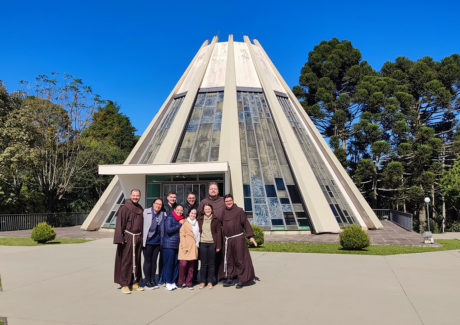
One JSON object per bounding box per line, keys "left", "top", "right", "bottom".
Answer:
{"left": 250, "top": 239, "right": 460, "bottom": 255}
{"left": 0, "top": 237, "right": 90, "bottom": 246}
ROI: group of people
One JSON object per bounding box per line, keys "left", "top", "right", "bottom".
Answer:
{"left": 114, "top": 182, "right": 257, "bottom": 294}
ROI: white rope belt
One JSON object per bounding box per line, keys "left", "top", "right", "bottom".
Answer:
{"left": 125, "top": 230, "right": 141, "bottom": 278}
{"left": 224, "top": 232, "right": 244, "bottom": 277}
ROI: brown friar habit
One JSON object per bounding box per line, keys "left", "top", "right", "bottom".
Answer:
{"left": 113, "top": 199, "right": 144, "bottom": 287}
{"left": 218, "top": 203, "right": 255, "bottom": 284}
{"left": 198, "top": 195, "right": 225, "bottom": 221}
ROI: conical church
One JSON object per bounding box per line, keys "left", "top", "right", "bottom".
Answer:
{"left": 81, "top": 35, "right": 382, "bottom": 233}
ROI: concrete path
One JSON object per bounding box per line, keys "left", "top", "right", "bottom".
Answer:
{"left": 433, "top": 232, "right": 460, "bottom": 240}
{"left": 1, "top": 239, "right": 460, "bottom": 325}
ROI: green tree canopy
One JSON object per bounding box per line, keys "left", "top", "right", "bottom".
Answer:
{"left": 71, "top": 100, "right": 138, "bottom": 212}
{"left": 293, "top": 38, "right": 374, "bottom": 153}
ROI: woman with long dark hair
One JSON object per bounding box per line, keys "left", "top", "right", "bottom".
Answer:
{"left": 197, "top": 203, "right": 222, "bottom": 289}
{"left": 142, "top": 198, "right": 166, "bottom": 289}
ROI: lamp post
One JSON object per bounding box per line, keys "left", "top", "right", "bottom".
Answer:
{"left": 424, "top": 197, "right": 430, "bottom": 232}
{"left": 423, "top": 197, "right": 433, "bottom": 244}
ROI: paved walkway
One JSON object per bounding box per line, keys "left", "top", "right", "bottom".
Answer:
{"left": 1, "top": 238, "right": 460, "bottom": 324}
{"left": 433, "top": 232, "right": 460, "bottom": 240}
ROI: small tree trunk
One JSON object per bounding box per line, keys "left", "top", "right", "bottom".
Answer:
{"left": 372, "top": 163, "right": 378, "bottom": 208}
{"left": 419, "top": 205, "right": 426, "bottom": 233}
{"left": 441, "top": 144, "right": 446, "bottom": 232}
{"left": 442, "top": 195, "right": 446, "bottom": 233}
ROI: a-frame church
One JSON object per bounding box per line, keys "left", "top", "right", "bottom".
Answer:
{"left": 81, "top": 35, "right": 382, "bottom": 233}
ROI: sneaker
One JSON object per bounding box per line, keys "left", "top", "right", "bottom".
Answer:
{"left": 187, "top": 285, "right": 194, "bottom": 290}
{"left": 132, "top": 283, "right": 144, "bottom": 291}
{"left": 176, "top": 283, "right": 183, "bottom": 290}
{"left": 165, "top": 283, "right": 175, "bottom": 291}
{"left": 235, "top": 282, "right": 243, "bottom": 289}
{"left": 145, "top": 281, "right": 158, "bottom": 290}
{"left": 199, "top": 282, "right": 206, "bottom": 289}
{"left": 223, "top": 278, "right": 235, "bottom": 287}
{"left": 121, "top": 286, "right": 131, "bottom": 294}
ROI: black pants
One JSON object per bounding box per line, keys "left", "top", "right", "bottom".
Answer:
{"left": 143, "top": 244, "right": 160, "bottom": 284}
{"left": 199, "top": 243, "right": 216, "bottom": 284}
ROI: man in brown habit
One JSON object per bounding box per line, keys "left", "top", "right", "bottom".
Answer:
{"left": 114, "top": 189, "right": 144, "bottom": 294}
{"left": 219, "top": 194, "right": 257, "bottom": 289}
{"left": 198, "top": 182, "right": 225, "bottom": 221}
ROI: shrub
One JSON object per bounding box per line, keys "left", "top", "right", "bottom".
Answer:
{"left": 31, "top": 222, "right": 56, "bottom": 243}
{"left": 448, "top": 221, "right": 460, "bottom": 232}
{"left": 339, "top": 225, "right": 370, "bottom": 250}
{"left": 246, "top": 224, "right": 264, "bottom": 247}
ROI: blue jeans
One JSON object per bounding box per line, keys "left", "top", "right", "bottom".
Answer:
{"left": 161, "top": 248, "right": 178, "bottom": 284}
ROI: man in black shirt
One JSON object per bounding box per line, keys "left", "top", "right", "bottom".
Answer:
{"left": 164, "top": 191, "right": 177, "bottom": 216}
{"left": 183, "top": 192, "right": 198, "bottom": 217}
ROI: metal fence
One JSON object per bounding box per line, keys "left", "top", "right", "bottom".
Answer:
{"left": 373, "top": 209, "right": 414, "bottom": 231}
{"left": 0, "top": 213, "right": 87, "bottom": 232}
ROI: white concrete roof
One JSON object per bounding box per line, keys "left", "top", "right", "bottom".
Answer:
{"left": 99, "top": 162, "right": 229, "bottom": 175}
{"left": 201, "top": 42, "right": 228, "bottom": 88}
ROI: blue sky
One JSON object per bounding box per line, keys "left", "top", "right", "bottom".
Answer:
{"left": 1, "top": 0, "right": 459, "bottom": 134}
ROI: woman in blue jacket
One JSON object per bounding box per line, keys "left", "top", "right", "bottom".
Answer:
{"left": 162, "top": 204, "right": 185, "bottom": 291}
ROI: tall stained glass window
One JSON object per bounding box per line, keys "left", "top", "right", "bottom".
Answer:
{"left": 102, "top": 192, "right": 125, "bottom": 228}
{"left": 238, "top": 91, "right": 311, "bottom": 230}
{"left": 174, "top": 91, "right": 223, "bottom": 162}
{"left": 140, "top": 95, "right": 185, "bottom": 164}
{"left": 277, "top": 95, "right": 357, "bottom": 226}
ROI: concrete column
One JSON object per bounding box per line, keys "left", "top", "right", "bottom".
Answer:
{"left": 253, "top": 39, "right": 382, "bottom": 230}
{"left": 153, "top": 36, "right": 219, "bottom": 163}
{"left": 219, "top": 35, "right": 244, "bottom": 206}
{"left": 82, "top": 39, "right": 212, "bottom": 230}
{"left": 244, "top": 36, "right": 340, "bottom": 233}
{"left": 127, "top": 39, "right": 210, "bottom": 165}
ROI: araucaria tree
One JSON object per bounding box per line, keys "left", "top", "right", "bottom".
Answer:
{"left": 293, "top": 38, "right": 374, "bottom": 166}
{"left": 295, "top": 39, "right": 460, "bottom": 232}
